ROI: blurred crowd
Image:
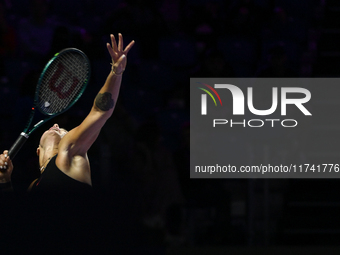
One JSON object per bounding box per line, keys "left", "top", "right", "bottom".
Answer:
{"left": 0, "top": 0, "right": 326, "bottom": 249}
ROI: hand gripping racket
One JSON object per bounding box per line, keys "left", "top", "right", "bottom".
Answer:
{"left": 8, "top": 48, "right": 90, "bottom": 159}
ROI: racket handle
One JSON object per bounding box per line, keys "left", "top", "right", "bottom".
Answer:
{"left": 8, "top": 132, "right": 29, "bottom": 159}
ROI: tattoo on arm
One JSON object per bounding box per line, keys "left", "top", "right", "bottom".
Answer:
{"left": 95, "top": 92, "right": 115, "bottom": 111}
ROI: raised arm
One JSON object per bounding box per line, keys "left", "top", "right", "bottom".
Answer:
{"left": 59, "top": 33, "right": 134, "bottom": 157}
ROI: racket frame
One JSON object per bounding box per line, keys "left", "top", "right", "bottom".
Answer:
{"left": 8, "top": 48, "right": 90, "bottom": 159}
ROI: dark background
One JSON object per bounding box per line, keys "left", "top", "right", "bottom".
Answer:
{"left": 0, "top": 0, "right": 339, "bottom": 254}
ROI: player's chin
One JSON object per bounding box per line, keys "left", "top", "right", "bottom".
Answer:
{"left": 43, "top": 130, "right": 62, "bottom": 141}
{"left": 48, "top": 129, "right": 61, "bottom": 136}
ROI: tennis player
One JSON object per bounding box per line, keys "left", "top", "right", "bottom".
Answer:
{"left": 0, "top": 33, "right": 135, "bottom": 193}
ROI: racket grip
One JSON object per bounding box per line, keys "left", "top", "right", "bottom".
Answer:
{"left": 8, "top": 132, "right": 29, "bottom": 159}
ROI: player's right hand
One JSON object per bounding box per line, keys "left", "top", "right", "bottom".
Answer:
{"left": 0, "top": 150, "right": 13, "bottom": 183}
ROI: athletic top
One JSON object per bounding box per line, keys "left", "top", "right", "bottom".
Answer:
{"left": 26, "top": 155, "right": 95, "bottom": 250}
{"left": 30, "top": 154, "right": 92, "bottom": 195}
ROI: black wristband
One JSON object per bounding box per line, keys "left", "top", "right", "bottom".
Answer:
{"left": 0, "top": 182, "right": 12, "bottom": 189}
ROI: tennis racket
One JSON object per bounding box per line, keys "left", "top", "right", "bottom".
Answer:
{"left": 8, "top": 48, "right": 90, "bottom": 159}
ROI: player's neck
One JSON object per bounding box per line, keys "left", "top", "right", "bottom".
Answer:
{"left": 40, "top": 146, "right": 58, "bottom": 167}
{"left": 40, "top": 150, "right": 57, "bottom": 173}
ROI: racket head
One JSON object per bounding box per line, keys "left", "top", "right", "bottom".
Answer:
{"left": 34, "top": 48, "right": 90, "bottom": 116}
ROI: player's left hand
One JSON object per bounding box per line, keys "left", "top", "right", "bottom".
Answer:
{"left": 106, "top": 33, "right": 135, "bottom": 75}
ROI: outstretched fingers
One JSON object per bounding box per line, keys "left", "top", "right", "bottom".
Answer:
{"left": 107, "top": 33, "right": 135, "bottom": 72}
{"left": 106, "top": 42, "right": 115, "bottom": 58}
{"left": 108, "top": 33, "right": 135, "bottom": 56}
{"left": 111, "top": 34, "right": 118, "bottom": 53}
{"left": 107, "top": 35, "right": 117, "bottom": 60}
{"left": 123, "top": 39, "right": 135, "bottom": 55}
{"left": 118, "top": 33, "right": 123, "bottom": 52}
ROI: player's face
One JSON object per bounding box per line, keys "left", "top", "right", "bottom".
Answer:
{"left": 40, "top": 124, "right": 68, "bottom": 147}
{"left": 46, "top": 124, "right": 68, "bottom": 138}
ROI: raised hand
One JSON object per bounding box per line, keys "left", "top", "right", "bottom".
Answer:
{"left": 0, "top": 150, "right": 13, "bottom": 183}
{"left": 106, "top": 33, "right": 135, "bottom": 75}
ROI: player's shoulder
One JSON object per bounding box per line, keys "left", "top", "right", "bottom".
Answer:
{"left": 55, "top": 151, "right": 91, "bottom": 184}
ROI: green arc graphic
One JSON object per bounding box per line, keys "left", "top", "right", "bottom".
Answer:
{"left": 198, "top": 87, "right": 217, "bottom": 106}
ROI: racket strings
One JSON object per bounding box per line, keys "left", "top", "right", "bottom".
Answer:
{"left": 38, "top": 50, "right": 89, "bottom": 115}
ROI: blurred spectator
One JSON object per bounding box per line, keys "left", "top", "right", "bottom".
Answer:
{"left": 12, "top": 69, "right": 38, "bottom": 140}
{"left": 132, "top": 120, "right": 184, "bottom": 244}
{"left": 192, "top": 48, "right": 235, "bottom": 77}
{"left": 159, "top": 0, "right": 181, "bottom": 35}
{"left": 0, "top": 1, "right": 17, "bottom": 81}
{"left": 103, "top": 0, "right": 167, "bottom": 59}
{"left": 48, "top": 25, "right": 71, "bottom": 56}
{"left": 257, "top": 44, "right": 298, "bottom": 77}
{"left": 262, "top": 6, "right": 307, "bottom": 44}
{"left": 181, "top": 1, "right": 226, "bottom": 54}
{"left": 17, "top": 0, "right": 56, "bottom": 62}
{"left": 173, "top": 122, "right": 190, "bottom": 199}
{"left": 0, "top": 1, "right": 16, "bottom": 56}
{"left": 226, "top": 0, "right": 266, "bottom": 39}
